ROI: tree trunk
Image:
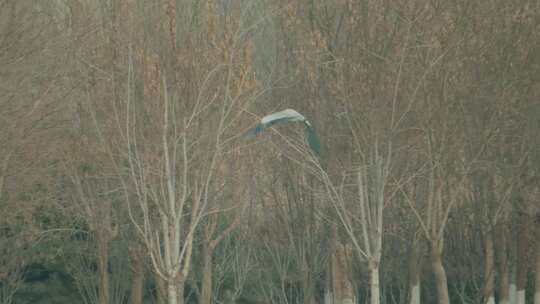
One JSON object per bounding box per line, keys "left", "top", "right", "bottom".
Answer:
{"left": 333, "top": 242, "right": 355, "bottom": 304}
{"left": 325, "top": 262, "right": 333, "bottom": 304}
{"left": 409, "top": 282, "right": 420, "bottom": 304}
{"left": 510, "top": 221, "right": 518, "bottom": 304}
{"left": 483, "top": 232, "right": 495, "bottom": 304}
{"left": 535, "top": 214, "right": 540, "bottom": 304}
{"left": 516, "top": 290, "right": 525, "bottom": 304}
{"left": 324, "top": 291, "right": 333, "bottom": 304}
{"left": 167, "top": 282, "right": 178, "bottom": 304}
{"left": 496, "top": 223, "right": 510, "bottom": 304}
{"left": 369, "top": 260, "right": 380, "bottom": 304}
{"left": 430, "top": 245, "right": 450, "bottom": 304}
{"left": 156, "top": 273, "right": 167, "bottom": 304}
{"left": 510, "top": 268, "right": 517, "bottom": 304}
{"left": 200, "top": 249, "right": 213, "bottom": 304}
{"left": 516, "top": 214, "right": 532, "bottom": 304}
{"left": 167, "top": 280, "right": 178, "bottom": 304}
{"left": 97, "top": 233, "right": 110, "bottom": 304}
{"left": 408, "top": 242, "right": 421, "bottom": 304}
{"left": 129, "top": 247, "right": 144, "bottom": 304}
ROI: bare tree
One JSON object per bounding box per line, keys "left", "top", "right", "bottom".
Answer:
{"left": 62, "top": 2, "right": 263, "bottom": 304}
{"left": 117, "top": 69, "right": 256, "bottom": 304}
{"left": 402, "top": 132, "right": 464, "bottom": 304}
{"left": 315, "top": 137, "right": 392, "bottom": 304}
{"left": 128, "top": 245, "right": 145, "bottom": 304}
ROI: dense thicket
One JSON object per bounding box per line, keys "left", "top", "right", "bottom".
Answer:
{"left": 1, "top": 1, "right": 539, "bottom": 304}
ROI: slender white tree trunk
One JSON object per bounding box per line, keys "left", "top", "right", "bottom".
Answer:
{"left": 484, "top": 233, "right": 495, "bottom": 304}
{"left": 516, "top": 214, "right": 532, "bottom": 304}
{"left": 324, "top": 291, "right": 333, "bottom": 304}
{"left": 430, "top": 244, "right": 450, "bottom": 304}
{"left": 409, "top": 284, "right": 420, "bottom": 304}
{"left": 369, "top": 263, "right": 380, "bottom": 304}
{"left": 342, "top": 297, "right": 354, "bottom": 304}
{"left": 510, "top": 281, "right": 517, "bottom": 304}
{"left": 496, "top": 223, "right": 510, "bottom": 304}
{"left": 516, "top": 290, "right": 525, "bottom": 304}
{"left": 408, "top": 240, "right": 422, "bottom": 304}
{"left": 167, "top": 281, "right": 178, "bottom": 304}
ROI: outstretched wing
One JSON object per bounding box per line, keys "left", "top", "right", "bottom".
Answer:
{"left": 244, "top": 109, "right": 305, "bottom": 139}
{"left": 260, "top": 109, "right": 305, "bottom": 125}
{"left": 245, "top": 108, "right": 321, "bottom": 156}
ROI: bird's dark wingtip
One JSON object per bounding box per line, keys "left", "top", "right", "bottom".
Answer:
{"left": 305, "top": 125, "right": 321, "bottom": 156}
{"left": 243, "top": 124, "right": 263, "bottom": 139}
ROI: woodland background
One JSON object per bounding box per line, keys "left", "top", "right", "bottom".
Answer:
{"left": 1, "top": 1, "right": 539, "bottom": 304}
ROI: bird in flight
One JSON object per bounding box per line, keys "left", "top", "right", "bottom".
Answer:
{"left": 245, "top": 109, "right": 321, "bottom": 156}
